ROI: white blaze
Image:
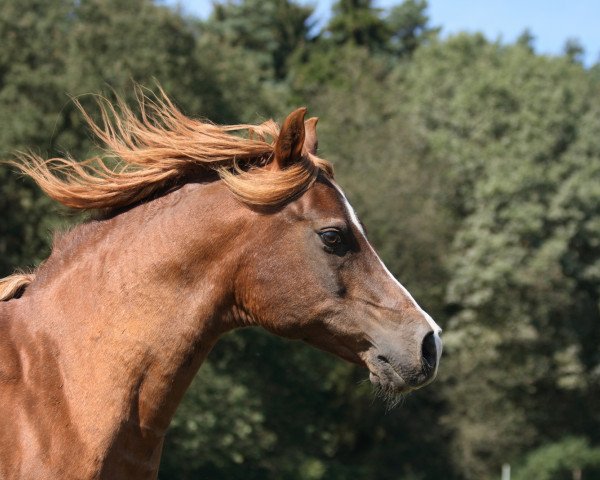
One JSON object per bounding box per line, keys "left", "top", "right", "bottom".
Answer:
{"left": 333, "top": 183, "right": 365, "bottom": 236}
{"left": 332, "top": 181, "right": 443, "bottom": 369}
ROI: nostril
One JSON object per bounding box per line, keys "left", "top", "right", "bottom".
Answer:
{"left": 422, "top": 332, "right": 437, "bottom": 369}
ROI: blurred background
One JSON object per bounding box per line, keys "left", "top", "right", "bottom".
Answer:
{"left": 1, "top": 1, "right": 599, "bottom": 478}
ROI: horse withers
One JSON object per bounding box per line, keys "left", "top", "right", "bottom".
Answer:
{"left": 0, "top": 92, "right": 442, "bottom": 479}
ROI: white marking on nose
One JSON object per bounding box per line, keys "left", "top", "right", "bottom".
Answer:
{"left": 433, "top": 331, "right": 443, "bottom": 368}
{"left": 376, "top": 253, "right": 443, "bottom": 373}
{"left": 376, "top": 254, "right": 442, "bottom": 333}
{"left": 332, "top": 181, "right": 443, "bottom": 365}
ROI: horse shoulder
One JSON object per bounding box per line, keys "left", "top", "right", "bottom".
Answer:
{"left": 0, "top": 301, "right": 28, "bottom": 478}
{"left": 0, "top": 300, "right": 92, "bottom": 479}
{"left": 0, "top": 303, "right": 23, "bottom": 383}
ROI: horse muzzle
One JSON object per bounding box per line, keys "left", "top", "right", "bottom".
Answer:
{"left": 366, "top": 328, "right": 442, "bottom": 393}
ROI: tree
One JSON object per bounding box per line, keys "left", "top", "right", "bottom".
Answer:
{"left": 564, "top": 38, "right": 584, "bottom": 64}
{"left": 516, "top": 28, "right": 535, "bottom": 53}
{"left": 207, "top": 0, "right": 314, "bottom": 80}
{"left": 0, "top": 0, "right": 75, "bottom": 275}
{"left": 327, "top": 0, "right": 388, "bottom": 50}
{"left": 387, "top": 0, "right": 438, "bottom": 57}
{"left": 401, "top": 33, "right": 600, "bottom": 478}
{"left": 514, "top": 437, "right": 600, "bottom": 480}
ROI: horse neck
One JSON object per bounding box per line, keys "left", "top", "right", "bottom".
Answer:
{"left": 22, "top": 182, "right": 246, "bottom": 474}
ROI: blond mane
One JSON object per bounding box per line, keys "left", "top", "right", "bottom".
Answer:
{"left": 1, "top": 88, "right": 333, "bottom": 300}
{"left": 9, "top": 88, "right": 333, "bottom": 210}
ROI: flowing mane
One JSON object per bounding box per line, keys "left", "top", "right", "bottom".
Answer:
{"left": 8, "top": 88, "right": 333, "bottom": 211}
{"left": 0, "top": 88, "right": 333, "bottom": 301}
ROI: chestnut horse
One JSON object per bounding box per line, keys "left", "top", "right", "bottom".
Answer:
{"left": 0, "top": 92, "right": 442, "bottom": 479}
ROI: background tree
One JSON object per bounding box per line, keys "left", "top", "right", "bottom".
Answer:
{"left": 208, "top": 0, "right": 313, "bottom": 80}
{"left": 386, "top": 0, "right": 438, "bottom": 56}
{"left": 327, "top": 0, "right": 388, "bottom": 50}
{"left": 514, "top": 437, "right": 600, "bottom": 480}
{"left": 399, "top": 33, "right": 600, "bottom": 478}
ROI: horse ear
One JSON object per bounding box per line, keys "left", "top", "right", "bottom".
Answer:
{"left": 303, "top": 117, "right": 319, "bottom": 155}
{"left": 273, "top": 107, "right": 307, "bottom": 170}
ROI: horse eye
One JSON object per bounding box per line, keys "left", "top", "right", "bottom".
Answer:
{"left": 320, "top": 230, "right": 342, "bottom": 247}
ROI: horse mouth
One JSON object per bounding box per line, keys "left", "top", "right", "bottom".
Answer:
{"left": 366, "top": 353, "right": 439, "bottom": 405}
{"left": 367, "top": 355, "right": 413, "bottom": 396}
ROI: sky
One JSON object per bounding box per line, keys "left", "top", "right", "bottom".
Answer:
{"left": 163, "top": 0, "right": 600, "bottom": 66}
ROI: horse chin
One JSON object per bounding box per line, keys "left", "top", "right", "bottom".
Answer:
{"left": 367, "top": 363, "right": 413, "bottom": 408}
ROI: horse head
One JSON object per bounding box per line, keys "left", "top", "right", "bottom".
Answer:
{"left": 232, "top": 108, "right": 442, "bottom": 401}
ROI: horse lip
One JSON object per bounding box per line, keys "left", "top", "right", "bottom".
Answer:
{"left": 373, "top": 353, "right": 401, "bottom": 377}
{"left": 366, "top": 355, "right": 409, "bottom": 391}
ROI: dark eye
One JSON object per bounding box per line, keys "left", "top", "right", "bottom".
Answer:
{"left": 320, "top": 230, "right": 343, "bottom": 247}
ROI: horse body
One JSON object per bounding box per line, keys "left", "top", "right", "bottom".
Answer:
{"left": 0, "top": 95, "right": 442, "bottom": 479}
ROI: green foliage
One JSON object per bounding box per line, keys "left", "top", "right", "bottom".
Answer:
{"left": 328, "top": 0, "right": 388, "bottom": 49}
{"left": 2, "top": 1, "right": 600, "bottom": 479}
{"left": 398, "top": 33, "right": 600, "bottom": 478}
{"left": 386, "top": 0, "right": 438, "bottom": 56}
{"left": 514, "top": 437, "right": 600, "bottom": 480}
{"left": 564, "top": 38, "right": 585, "bottom": 64}
{"left": 325, "top": 0, "right": 435, "bottom": 56}
{"left": 209, "top": 0, "right": 313, "bottom": 79}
